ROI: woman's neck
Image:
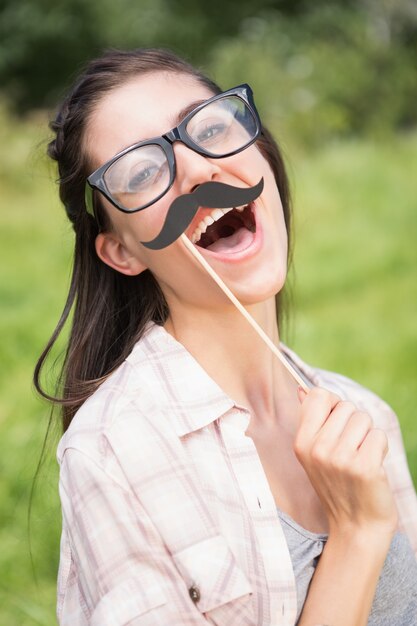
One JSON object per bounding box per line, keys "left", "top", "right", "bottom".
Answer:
{"left": 163, "top": 296, "right": 298, "bottom": 427}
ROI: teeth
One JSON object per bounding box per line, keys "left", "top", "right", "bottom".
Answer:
{"left": 211, "top": 208, "right": 227, "bottom": 222}
{"left": 190, "top": 206, "right": 236, "bottom": 244}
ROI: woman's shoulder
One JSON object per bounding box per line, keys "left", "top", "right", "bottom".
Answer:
{"left": 280, "top": 342, "right": 398, "bottom": 430}
{"left": 56, "top": 322, "right": 173, "bottom": 465}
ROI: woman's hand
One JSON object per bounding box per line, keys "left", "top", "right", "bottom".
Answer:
{"left": 294, "top": 386, "right": 398, "bottom": 539}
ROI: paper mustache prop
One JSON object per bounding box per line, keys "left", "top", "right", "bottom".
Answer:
{"left": 141, "top": 178, "right": 264, "bottom": 250}
{"left": 141, "top": 176, "right": 311, "bottom": 391}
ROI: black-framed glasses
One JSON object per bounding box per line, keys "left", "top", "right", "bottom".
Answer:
{"left": 84, "top": 83, "right": 262, "bottom": 219}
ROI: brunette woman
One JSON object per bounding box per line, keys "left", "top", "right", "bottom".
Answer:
{"left": 35, "top": 48, "right": 417, "bottom": 625}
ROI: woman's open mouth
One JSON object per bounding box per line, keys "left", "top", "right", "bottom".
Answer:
{"left": 189, "top": 201, "right": 262, "bottom": 261}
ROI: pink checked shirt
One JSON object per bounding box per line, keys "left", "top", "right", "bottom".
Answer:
{"left": 56, "top": 320, "right": 417, "bottom": 625}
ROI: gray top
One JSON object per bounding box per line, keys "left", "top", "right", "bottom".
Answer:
{"left": 277, "top": 507, "right": 417, "bottom": 625}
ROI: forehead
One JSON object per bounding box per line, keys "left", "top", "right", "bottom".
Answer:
{"left": 85, "top": 72, "right": 216, "bottom": 169}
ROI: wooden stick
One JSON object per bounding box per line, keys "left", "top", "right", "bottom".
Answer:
{"left": 180, "top": 234, "right": 310, "bottom": 391}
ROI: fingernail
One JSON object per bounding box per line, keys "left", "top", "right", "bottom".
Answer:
{"left": 297, "top": 385, "right": 307, "bottom": 402}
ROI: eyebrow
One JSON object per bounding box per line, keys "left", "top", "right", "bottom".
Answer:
{"left": 171, "top": 99, "right": 209, "bottom": 127}
{"left": 103, "top": 97, "right": 212, "bottom": 162}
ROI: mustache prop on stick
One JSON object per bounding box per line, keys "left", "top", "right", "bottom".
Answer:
{"left": 141, "top": 178, "right": 265, "bottom": 250}
{"left": 141, "top": 178, "right": 311, "bottom": 391}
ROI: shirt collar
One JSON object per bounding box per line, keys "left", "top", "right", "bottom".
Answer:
{"left": 126, "top": 320, "right": 237, "bottom": 437}
{"left": 127, "top": 320, "right": 319, "bottom": 438}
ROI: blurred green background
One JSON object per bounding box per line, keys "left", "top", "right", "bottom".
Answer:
{"left": 1, "top": 0, "right": 416, "bottom": 623}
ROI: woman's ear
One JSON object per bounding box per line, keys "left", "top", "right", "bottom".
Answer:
{"left": 95, "top": 232, "right": 148, "bottom": 276}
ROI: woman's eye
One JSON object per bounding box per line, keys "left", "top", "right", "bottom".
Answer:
{"left": 127, "top": 164, "right": 159, "bottom": 191}
{"left": 195, "top": 123, "right": 227, "bottom": 144}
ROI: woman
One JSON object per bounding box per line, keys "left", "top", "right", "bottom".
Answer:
{"left": 35, "top": 48, "right": 417, "bottom": 625}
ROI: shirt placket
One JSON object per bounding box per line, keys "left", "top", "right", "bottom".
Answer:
{"left": 219, "top": 407, "right": 298, "bottom": 626}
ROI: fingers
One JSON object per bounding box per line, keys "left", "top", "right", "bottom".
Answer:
{"left": 294, "top": 385, "right": 395, "bottom": 534}
{"left": 296, "top": 386, "right": 342, "bottom": 445}
{"left": 332, "top": 410, "right": 374, "bottom": 456}
{"left": 357, "top": 428, "right": 389, "bottom": 471}
{"left": 315, "top": 401, "right": 362, "bottom": 449}
{"left": 295, "top": 387, "right": 382, "bottom": 464}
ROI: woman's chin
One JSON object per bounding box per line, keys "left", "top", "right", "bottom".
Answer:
{"left": 232, "top": 273, "right": 287, "bottom": 307}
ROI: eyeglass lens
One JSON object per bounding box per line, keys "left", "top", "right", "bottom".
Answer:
{"left": 104, "top": 95, "right": 258, "bottom": 211}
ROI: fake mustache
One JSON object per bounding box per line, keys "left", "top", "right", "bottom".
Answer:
{"left": 140, "top": 177, "right": 264, "bottom": 250}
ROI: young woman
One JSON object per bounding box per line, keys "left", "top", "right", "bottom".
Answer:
{"left": 35, "top": 48, "right": 417, "bottom": 625}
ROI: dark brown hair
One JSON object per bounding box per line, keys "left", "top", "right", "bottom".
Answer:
{"left": 33, "top": 47, "right": 293, "bottom": 433}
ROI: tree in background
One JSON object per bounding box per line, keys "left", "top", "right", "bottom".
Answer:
{"left": 0, "top": 0, "right": 416, "bottom": 146}
{"left": 209, "top": 2, "right": 417, "bottom": 146}
{"left": 0, "top": 0, "right": 298, "bottom": 112}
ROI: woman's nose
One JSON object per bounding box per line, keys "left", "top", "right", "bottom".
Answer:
{"left": 173, "top": 142, "right": 222, "bottom": 194}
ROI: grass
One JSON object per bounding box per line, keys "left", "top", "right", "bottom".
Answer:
{"left": 286, "top": 133, "right": 417, "bottom": 483}
{"left": 0, "top": 102, "right": 416, "bottom": 624}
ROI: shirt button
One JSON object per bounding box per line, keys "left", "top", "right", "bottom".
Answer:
{"left": 189, "top": 584, "right": 201, "bottom": 603}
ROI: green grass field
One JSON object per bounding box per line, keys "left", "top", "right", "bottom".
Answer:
{"left": 0, "top": 104, "right": 416, "bottom": 624}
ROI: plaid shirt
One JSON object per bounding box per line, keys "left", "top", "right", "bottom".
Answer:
{"left": 56, "top": 320, "right": 417, "bottom": 625}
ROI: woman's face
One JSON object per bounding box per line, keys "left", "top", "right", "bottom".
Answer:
{"left": 85, "top": 72, "right": 288, "bottom": 310}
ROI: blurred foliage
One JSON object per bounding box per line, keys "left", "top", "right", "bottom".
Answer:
{"left": 0, "top": 0, "right": 416, "bottom": 148}
{"left": 0, "top": 0, "right": 295, "bottom": 112}
{"left": 209, "top": 3, "right": 417, "bottom": 147}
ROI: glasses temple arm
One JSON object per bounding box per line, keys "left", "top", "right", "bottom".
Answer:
{"left": 85, "top": 183, "right": 95, "bottom": 218}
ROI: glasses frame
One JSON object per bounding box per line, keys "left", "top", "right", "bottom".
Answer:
{"left": 84, "top": 83, "right": 262, "bottom": 218}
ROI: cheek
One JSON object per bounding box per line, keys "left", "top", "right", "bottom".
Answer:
{"left": 102, "top": 194, "right": 169, "bottom": 244}
{"left": 265, "top": 180, "right": 289, "bottom": 256}
{"left": 276, "top": 204, "right": 289, "bottom": 258}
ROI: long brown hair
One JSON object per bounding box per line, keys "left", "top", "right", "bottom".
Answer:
{"left": 33, "top": 47, "right": 293, "bottom": 434}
